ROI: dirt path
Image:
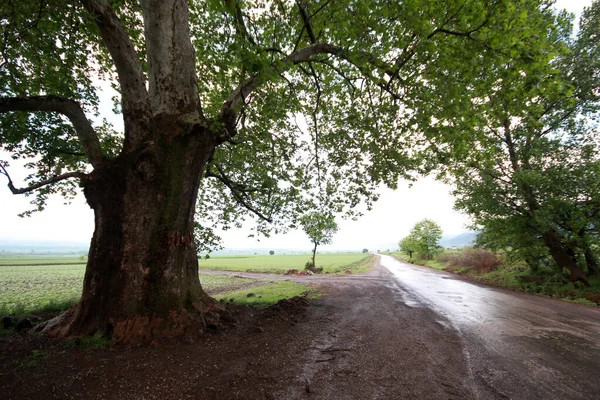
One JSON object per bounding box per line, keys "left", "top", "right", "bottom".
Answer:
{"left": 1, "top": 264, "right": 473, "bottom": 399}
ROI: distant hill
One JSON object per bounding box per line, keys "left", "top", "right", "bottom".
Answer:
{"left": 0, "top": 240, "right": 89, "bottom": 254}
{"left": 440, "top": 231, "right": 478, "bottom": 248}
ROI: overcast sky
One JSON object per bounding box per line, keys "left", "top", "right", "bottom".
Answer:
{"left": 0, "top": 0, "right": 592, "bottom": 251}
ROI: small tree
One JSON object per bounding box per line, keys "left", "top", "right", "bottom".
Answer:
{"left": 269, "top": 250, "right": 274, "bottom": 256}
{"left": 300, "top": 212, "right": 338, "bottom": 269}
{"left": 399, "top": 236, "right": 419, "bottom": 259}
{"left": 362, "top": 249, "right": 369, "bottom": 254}
{"left": 405, "top": 219, "right": 443, "bottom": 260}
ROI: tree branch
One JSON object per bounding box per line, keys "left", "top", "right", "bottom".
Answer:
{"left": 296, "top": 0, "right": 317, "bottom": 44}
{"left": 226, "top": 0, "right": 257, "bottom": 45}
{"left": 0, "top": 95, "right": 104, "bottom": 167}
{"left": 205, "top": 166, "right": 273, "bottom": 223}
{"left": 80, "top": 0, "right": 149, "bottom": 121}
{"left": 0, "top": 164, "right": 85, "bottom": 195}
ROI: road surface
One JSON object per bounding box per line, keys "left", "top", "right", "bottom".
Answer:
{"left": 381, "top": 255, "right": 600, "bottom": 400}
{"left": 2, "top": 258, "right": 599, "bottom": 399}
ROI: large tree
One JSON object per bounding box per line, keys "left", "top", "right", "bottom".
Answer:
{"left": 424, "top": 2, "right": 600, "bottom": 283}
{"left": 0, "top": 0, "right": 557, "bottom": 342}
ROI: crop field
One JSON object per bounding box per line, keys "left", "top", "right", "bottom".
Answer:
{"left": 0, "top": 254, "right": 340, "bottom": 317}
{"left": 0, "top": 264, "right": 84, "bottom": 316}
{"left": 0, "top": 256, "right": 85, "bottom": 266}
{"left": 199, "top": 253, "right": 372, "bottom": 274}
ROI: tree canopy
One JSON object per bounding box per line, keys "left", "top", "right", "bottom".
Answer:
{"left": 300, "top": 211, "right": 338, "bottom": 268}
{"left": 399, "top": 236, "right": 419, "bottom": 259}
{"left": 426, "top": 1, "right": 600, "bottom": 283}
{"left": 401, "top": 219, "right": 443, "bottom": 260}
{"left": 0, "top": 0, "right": 566, "bottom": 245}
{"left": 0, "top": 0, "right": 575, "bottom": 342}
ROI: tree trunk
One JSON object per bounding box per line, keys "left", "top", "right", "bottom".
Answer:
{"left": 541, "top": 231, "right": 589, "bottom": 286}
{"left": 583, "top": 243, "right": 599, "bottom": 276}
{"left": 312, "top": 243, "right": 317, "bottom": 268}
{"left": 41, "top": 124, "right": 228, "bottom": 343}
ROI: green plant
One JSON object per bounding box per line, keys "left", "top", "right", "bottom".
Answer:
{"left": 72, "top": 332, "right": 112, "bottom": 349}
{"left": 23, "top": 350, "right": 48, "bottom": 368}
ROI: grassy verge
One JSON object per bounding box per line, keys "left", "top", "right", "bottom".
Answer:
{"left": 388, "top": 252, "right": 446, "bottom": 271}
{"left": 389, "top": 252, "right": 600, "bottom": 306}
{"left": 198, "top": 253, "right": 372, "bottom": 274}
{"left": 214, "top": 281, "right": 319, "bottom": 307}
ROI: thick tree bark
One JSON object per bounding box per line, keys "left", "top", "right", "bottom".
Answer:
{"left": 541, "top": 231, "right": 589, "bottom": 286}
{"left": 41, "top": 123, "right": 227, "bottom": 343}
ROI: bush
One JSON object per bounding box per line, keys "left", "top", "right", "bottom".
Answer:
{"left": 304, "top": 261, "right": 323, "bottom": 274}
{"left": 435, "top": 252, "right": 455, "bottom": 263}
{"left": 446, "top": 248, "right": 502, "bottom": 273}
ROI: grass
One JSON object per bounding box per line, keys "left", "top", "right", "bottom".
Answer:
{"left": 0, "top": 256, "right": 85, "bottom": 266}
{"left": 199, "top": 273, "right": 260, "bottom": 294}
{"left": 0, "top": 254, "right": 340, "bottom": 318}
{"left": 199, "top": 253, "right": 372, "bottom": 274}
{"left": 0, "top": 264, "right": 85, "bottom": 317}
{"left": 214, "top": 281, "right": 319, "bottom": 307}
{"left": 23, "top": 349, "right": 48, "bottom": 367}
{"left": 389, "top": 252, "right": 446, "bottom": 271}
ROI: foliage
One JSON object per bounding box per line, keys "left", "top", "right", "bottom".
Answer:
{"left": 400, "top": 219, "right": 443, "bottom": 260}
{"left": 300, "top": 211, "right": 338, "bottom": 267}
{"left": 300, "top": 212, "right": 338, "bottom": 248}
{"left": 443, "top": 248, "right": 502, "bottom": 273}
{"left": 362, "top": 248, "right": 369, "bottom": 254}
{"left": 398, "top": 236, "right": 419, "bottom": 259}
{"left": 426, "top": 1, "right": 600, "bottom": 280}
{"left": 269, "top": 250, "right": 275, "bottom": 256}
{"left": 0, "top": 0, "right": 571, "bottom": 249}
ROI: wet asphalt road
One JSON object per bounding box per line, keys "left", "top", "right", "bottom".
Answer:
{"left": 381, "top": 255, "right": 600, "bottom": 400}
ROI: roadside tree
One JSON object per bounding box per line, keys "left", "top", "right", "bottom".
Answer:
{"left": 0, "top": 0, "right": 560, "bottom": 342}
{"left": 423, "top": 1, "right": 600, "bottom": 284}
{"left": 399, "top": 236, "right": 419, "bottom": 259}
{"left": 407, "top": 219, "right": 443, "bottom": 260}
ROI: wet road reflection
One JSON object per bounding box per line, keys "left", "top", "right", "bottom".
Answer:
{"left": 380, "top": 255, "right": 600, "bottom": 400}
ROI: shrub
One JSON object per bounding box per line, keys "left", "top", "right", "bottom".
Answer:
{"left": 304, "top": 261, "right": 323, "bottom": 274}
{"left": 448, "top": 248, "right": 502, "bottom": 273}
{"left": 435, "top": 252, "right": 455, "bottom": 263}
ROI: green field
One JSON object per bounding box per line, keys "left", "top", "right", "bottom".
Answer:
{"left": 0, "top": 264, "right": 289, "bottom": 316}
{"left": 0, "top": 252, "right": 370, "bottom": 317}
{"left": 0, "top": 256, "right": 85, "bottom": 266}
{"left": 0, "top": 264, "right": 84, "bottom": 316}
{"left": 199, "top": 253, "right": 372, "bottom": 274}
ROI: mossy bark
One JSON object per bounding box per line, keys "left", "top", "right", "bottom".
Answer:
{"left": 42, "top": 124, "right": 227, "bottom": 343}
